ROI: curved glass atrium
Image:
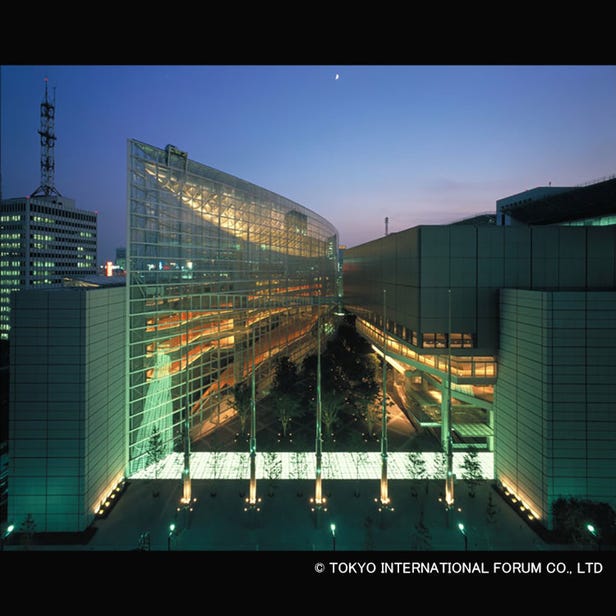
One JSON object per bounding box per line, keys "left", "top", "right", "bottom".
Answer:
{"left": 127, "top": 140, "right": 338, "bottom": 475}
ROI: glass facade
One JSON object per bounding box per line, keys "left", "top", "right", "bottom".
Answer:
{"left": 127, "top": 140, "right": 338, "bottom": 474}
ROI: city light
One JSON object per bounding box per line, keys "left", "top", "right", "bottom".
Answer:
{"left": 95, "top": 478, "right": 127, "bottom": 518}
{"left": 167, "top": 523, "right": 176, "bottom": 551}
{"left": 1, "top": 524, "right": 15, "bottom": 551}
{"left": 457, "top": 522, "right": 468, "bottom": 551}
{"left": 586, "top": 523, "right": 600, "bottom": 551}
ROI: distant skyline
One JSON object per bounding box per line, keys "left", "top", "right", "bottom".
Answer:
{"left": 2, "top": 64, "right": 615, "bottom": 262}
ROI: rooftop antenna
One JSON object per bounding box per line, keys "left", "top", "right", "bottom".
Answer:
{"left": 31, "top": 78, "right": 62, "bottom": 198}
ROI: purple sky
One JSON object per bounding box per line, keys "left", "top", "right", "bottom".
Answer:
{"left": 2, "top": 65, "right": 615, "bottom": 262}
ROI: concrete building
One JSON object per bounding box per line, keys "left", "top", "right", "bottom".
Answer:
{"left": 497, "top": 289, "right": 616, "bottom": 527}
{"left": 8, "top": 282, "right": 125, "bottom": 532}
{"left": 343, "top": 176, "right": 616, "bottom": 528}
{"left": 496, "top": 176, "right": 616, "bottom": 226}
{"left": 0, "top": 195, "right": 98, "bottom": 340}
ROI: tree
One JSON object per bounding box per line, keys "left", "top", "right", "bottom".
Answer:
{"left": 321, "top": 390, "right": 345, "bottom": 441}
{"left": 461, "top": 447, "right": 482, "bottom": 498}
{"left": 362, "top": 391, "right": 393, "bottom": 438}
{"left": 434, "top": 452, "right": 448, "bottom": 480}
{"left": 272, "top": 356, "right": 298, "bottom": 394}
{"left": 291, "top": 451, "right": 306, "bottom": 480}
{"left": 348, "top": 355, "right": 379, "bottom": 418}
{"left": 348, "top": 431, "right": 368, "bottom": 496}
{"left": 299, "top": 354, "right": 317, "bottom": 406}
{"left": 406, "top": 451, "right": 427, "bottom": 497}
{"left": 210, "top": 449, "right": 223, "bottom": 480}
{"left": 20, "top": 513, "right": 36, "bottom": 550}
{"left": 137, "top": 531, "right": 151, "bottom": 551}
{"left": 272, "top": 392, "right": 302, "bottom": 439}
{"left": 237, "top": 452, "right": 248, "bottom": 474}
{"left": 204, "top": 437, "right": 224, "bottom": 498}
{"left": 363, "top": 398, "right": 381, "bottom": 436}
{"left": 146, "top": 425, "right": 165, "bottom": 480}
{"left": 323, "top": 361, "right": 351, "bottom": 395}
{"left": 263, "top": 451, "right": 282, "bottom": 496}
{"left": 231, "top": 382, "right": 251, "bottom": 436}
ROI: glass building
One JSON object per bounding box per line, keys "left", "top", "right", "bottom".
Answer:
{"left": 127, "top": 140, "right": 338, "bottom": 475}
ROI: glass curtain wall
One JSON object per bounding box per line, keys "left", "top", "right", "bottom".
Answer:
{"left": 127, "top": 140, "right": 338, "bottom": 474}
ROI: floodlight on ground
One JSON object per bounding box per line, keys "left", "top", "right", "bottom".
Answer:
{"left": 167, "top": 523, "right": 176, "bottom": 551}
{"left": 1, "top": 523, "right": 15, "bottom": 551}
{"left": 586, "top": 523, "right": 597, "bottom": 537}
{"left": 457, "top": 522, "right": 468, "bottom": 551}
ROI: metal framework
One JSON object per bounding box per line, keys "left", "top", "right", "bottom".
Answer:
{"left": 31, "top": 79, "right": 61, "bottom": 198}
{"left": 127, "top": 140, "right": 338, "bottom": 475}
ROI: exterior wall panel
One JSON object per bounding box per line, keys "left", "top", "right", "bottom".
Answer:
{"left": 8, "top": 286, "right": 126, "bottom": 532}
{"left": 495, "top": 289, "right": 616, "bottom": 529}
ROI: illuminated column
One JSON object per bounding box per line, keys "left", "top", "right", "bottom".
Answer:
{"left": 444, "top": 288, "right": 454, "bottom": 509}
{"left": 246, "top": 327, "right": 261, "bottom": 511}
{"left": 379, "top": 289, "right": 391, "bottom": 509}
{"left": 310, "top": 300, "right": 326, "bottom": 512}
{"left": 180, "top": 310, "right": 192, "bottom": 506}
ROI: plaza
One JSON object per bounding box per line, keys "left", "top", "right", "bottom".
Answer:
{"left": 8, "top": 479, "right": 544, "bottom": 551}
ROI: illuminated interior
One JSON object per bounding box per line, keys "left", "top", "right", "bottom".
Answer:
{"left": 127, "top": 141, "right": 338, "bottom": 475}
{"left": 357, "top": 317, "right": 495, "bottom": 449}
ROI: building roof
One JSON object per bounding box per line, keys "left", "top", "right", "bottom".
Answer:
{"left": 452, "top": 213, "right": 496, "bottom": 226}
{"left": 62, "top": 275, "right": 126, "bottom": 288}
{"left": 499, "top": 176, "right": 616, "bottom": 225}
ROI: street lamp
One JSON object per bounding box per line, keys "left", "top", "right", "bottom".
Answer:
{"left": 457, "top": 522, "right": 468, "bottom": 552}
{"left": 586, "top": 523, "right": 600, "bottom": 551}
{"left": 168, "top": 522, "right": 176, "bottom": 551}
{"left": 330, "top": 523, "right": 336, "bottom": 552}
{"left": 1, "top": 524, "right": 14, "bottom": 552}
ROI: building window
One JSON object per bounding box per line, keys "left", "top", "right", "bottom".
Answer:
{"left": 450, "top": 333, "right": 474, "bottom": 349}
{"left": 422, "top": 333, "right": 447, "bottom": 349}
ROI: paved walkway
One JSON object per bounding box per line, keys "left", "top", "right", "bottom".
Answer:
{"left": 19, "top": 480, "right": 552, "bottom": 551}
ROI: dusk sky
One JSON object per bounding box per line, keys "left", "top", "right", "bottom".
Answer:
{"left": 2, "top": 65, "right": 615, "bottom": 262}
